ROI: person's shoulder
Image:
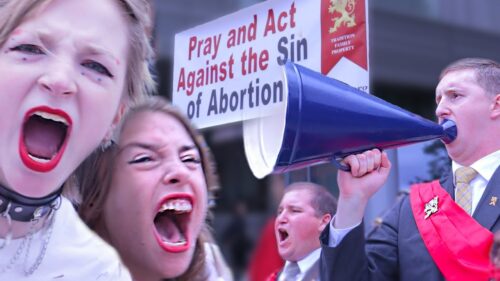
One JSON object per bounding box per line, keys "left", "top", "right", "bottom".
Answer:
{"left": 48, "top": 197, "right": 132, "bottom": 280}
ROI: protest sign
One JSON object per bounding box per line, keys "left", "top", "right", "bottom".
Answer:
{"left": 173, "top": 0, "right": 368, "bottom": 128}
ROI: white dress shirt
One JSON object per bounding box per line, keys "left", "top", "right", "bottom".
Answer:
{"left": 328, "top": 149, "right": 500, "bottom": 247}
{"left": 279, "top": 248, "right": 321, "bottom": 281}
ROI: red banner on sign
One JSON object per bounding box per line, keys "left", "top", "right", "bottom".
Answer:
{"left": 321, "top": 0, "right": 367, "bottom": 74}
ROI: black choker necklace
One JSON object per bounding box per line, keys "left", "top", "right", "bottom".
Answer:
{"left": 0, "top": 185, "right": 61, "bottom": 222}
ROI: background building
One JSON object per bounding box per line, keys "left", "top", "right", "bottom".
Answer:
{"left": 152, "top": 0, "right": 500, "bottom": 279}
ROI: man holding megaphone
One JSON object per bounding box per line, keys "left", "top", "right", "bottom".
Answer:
{"left": 320, "top": 58, "right": 500, "bottom": 281}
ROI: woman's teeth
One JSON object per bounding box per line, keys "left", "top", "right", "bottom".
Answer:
{"left": 161, "top": 235, "right": 187, "bottom": 246}
{"left": 158, "top": 198, "right": 192, "bottom": 214}
{"left": 33, "top": 111, "right": 69, "bottom": 125}
{"left": 28, "top": 154, "right": 51, "bottom": 162}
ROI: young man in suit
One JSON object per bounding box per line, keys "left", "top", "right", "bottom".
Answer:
{"left": 320, "top": 58, "right": 500, "bottom": 281}
{"left": 270, "top": 182, "right": 337, "bottom": 281}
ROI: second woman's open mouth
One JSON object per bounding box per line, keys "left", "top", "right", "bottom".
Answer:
{"left": 153, "top": 194, "right": 193, "bottom": 253}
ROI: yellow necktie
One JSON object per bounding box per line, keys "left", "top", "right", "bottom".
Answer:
{"left": 455, "top": 167, "right": 478, "bottom": 215}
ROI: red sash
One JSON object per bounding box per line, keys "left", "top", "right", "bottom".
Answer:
{"left": 265, "top": 270, "right": 279, "bottom": 281}
{"left": 410, "top": 180, "right": 494, "bottom": 281}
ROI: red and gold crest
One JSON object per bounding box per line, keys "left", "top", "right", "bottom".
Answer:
{"left": 321, "top": 0, "right": 367, "bottom": 74}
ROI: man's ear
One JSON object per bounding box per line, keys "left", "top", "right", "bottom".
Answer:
{"left": 491, "top": 94, "right": 500, "bottom": 119}
{"left": 319, "top": 213, "right": 332, "bottom": 232}
{"left": 490, "top": 93, "right": 500, "bottom": 120}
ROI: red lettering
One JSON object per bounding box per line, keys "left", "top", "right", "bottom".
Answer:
{"left": 278, "top": 11, "right": 287, "bottom": 31}
{"left": 188, "top": 36, "right": 197, "bottom": 60}
{"left": 259, "top": 50, "right": 269, "bottom": 71}
{"left": 263, "top": 9, "right": 276, "bottom": 37}
{"left": 290, "top": 2, "right": 296, "bottom": 28}
{"left": 177, "top": 67, "right": 186, "bottom": 92}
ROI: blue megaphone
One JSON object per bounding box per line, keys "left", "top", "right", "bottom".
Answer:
{"left": 243, "top": 62, "right": 456, "bottom": 179}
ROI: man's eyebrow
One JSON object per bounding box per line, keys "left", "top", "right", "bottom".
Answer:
{"left": 287, "top": 202, "right": 304, "bottom": 208}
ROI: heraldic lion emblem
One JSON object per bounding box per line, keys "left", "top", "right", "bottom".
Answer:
{"left": 328, "top": 0, "right": 357, "bottom": 33}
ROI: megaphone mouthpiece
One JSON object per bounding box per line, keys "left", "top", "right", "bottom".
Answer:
{"left": 440, "top": 119, "right": 457, "bottom": 144}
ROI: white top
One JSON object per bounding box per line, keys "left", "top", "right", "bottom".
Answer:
{"left": 328, "top": 149, "right": 500, "bottom": 247}
{"left": 278, "top": 248, "right": 321, "bottom": 281}
{"left": 0, "top": 197, "right": 132, "bottom": 281}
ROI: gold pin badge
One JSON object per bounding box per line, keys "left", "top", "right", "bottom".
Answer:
{"left": 424, "top": 196, "right": 439, "bottom": 219}
{"left": 490, "top": 196, "right": 498, "bottom": 206}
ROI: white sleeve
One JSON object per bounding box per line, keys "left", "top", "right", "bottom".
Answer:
{"left": 328, "top": 216, "right": 362, "bottom": 247}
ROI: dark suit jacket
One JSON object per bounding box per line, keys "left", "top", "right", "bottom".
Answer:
{"left": 320, "top": 166, "right": 500, "bottom": 281}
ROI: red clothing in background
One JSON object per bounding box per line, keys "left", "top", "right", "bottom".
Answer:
{"left": 248, "top": 217, "right": 284, "bottom": 281}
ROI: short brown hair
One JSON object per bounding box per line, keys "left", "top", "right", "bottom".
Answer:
{"left": 440, "top": 58, "right": 500, "bottom": 97}
{"left": 284, "top": 182, "right": 337, "bottom": 217}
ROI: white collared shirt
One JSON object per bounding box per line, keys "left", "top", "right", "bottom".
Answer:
{"left": 452, "top": 149, "right": 500, "bottom": 214}
{"left": 278, "top": 248, "right": 321, "bottom": 281}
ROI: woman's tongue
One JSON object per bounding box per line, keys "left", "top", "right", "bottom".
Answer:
{"left": 24, "top": 118, "right": 65, "bottom": 159}
{"left": 156, "top": 215, "right": 183, "bottom": 243}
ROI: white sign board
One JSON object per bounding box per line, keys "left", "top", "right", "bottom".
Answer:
{"left": 173, "top": 0, "right": 368, "bottom": 128}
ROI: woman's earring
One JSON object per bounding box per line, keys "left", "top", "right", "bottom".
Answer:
{"left": 208, "top": 191, "right": 217, "bottom": 208}
{"left": 100, "top": 126, "right": 116, "bottom": 151}
{"left": 100, "top": 138, "right": 114, "bottom": 151}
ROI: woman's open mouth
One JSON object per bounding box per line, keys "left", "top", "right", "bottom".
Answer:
{"left": 19, "top": 106, "right": 72, "bottom": 172}
{"left": 153, "top": 194, "right": 193, "bottom": 253}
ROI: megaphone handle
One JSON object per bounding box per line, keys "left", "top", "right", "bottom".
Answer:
{"left": 332, "top": 156, "right": 351, "bottom": 172}
{"left": 333, "top": 148, "right": 386, "bottom": 172}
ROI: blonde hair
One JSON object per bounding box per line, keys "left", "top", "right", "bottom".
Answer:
{"left": 0, "top": 0, "right": 156, "bottom": 199}
{"left": 0, "top": 0, "right": 156, "bottom": 102}
{"left": 78, "top": 96, "right": 219, "bottom": 280}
